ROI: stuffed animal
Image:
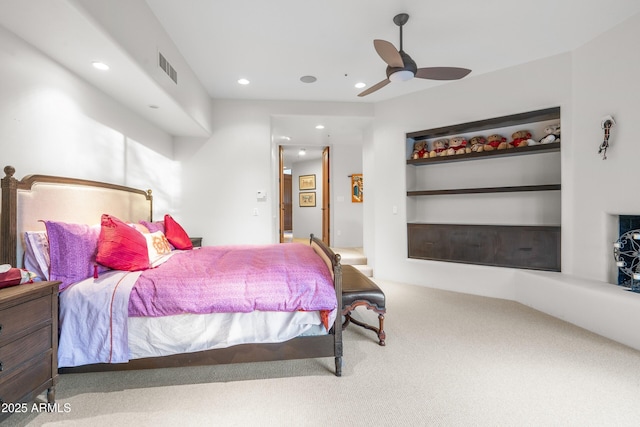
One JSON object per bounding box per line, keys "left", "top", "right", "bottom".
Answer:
{"left": 469, "top": 136, "right": 487, "bottom": 153}
{"left": 484, "top": 134, "right": 508, "bottom": 151}
{"left": 509, "top": 130, "right": 535, "bottom": 148}
{"left": 429, "top": 138, "right": 449, "bottom": 157}
{"left": 538, "top": 123, "right": 561, "bottom": 144}
{"left": 447, "top": 136, "right": 471, "bottom": 155}
{"left": 411, "top": 140, "right": 428, "bottom": 159}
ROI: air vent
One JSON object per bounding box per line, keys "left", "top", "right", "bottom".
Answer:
{"left": 158, "top": 52, "right": 177, "bottom": 84}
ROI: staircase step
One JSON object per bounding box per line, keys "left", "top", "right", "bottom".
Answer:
{"left": 351, "top": 264, "right": 373, "bottom": 277}
{"left": 340, "top": 256, "right": 368, "bottom": 266}
{"left": 330, "top": 247, "right": 371, "bottom": 276}
{"left": 332, "top": 247, "right": 367, "bottom": 266}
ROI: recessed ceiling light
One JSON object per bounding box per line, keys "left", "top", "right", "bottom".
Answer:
{"left": 92, "top": 61, "right": 109, "bottom": 71}
{"left": 238, "top": 78, "right": 250, "bottom": 85}
{"left": 355, "top": 82, "right": 366, "bottom": 89}
{"left": 315, "top": 125, "right": 325, "bottom": 130}
{"left": 300, "top": 75, "right": 317, "bottom": 83}
{"left": 299, "top": 148, "right": 306, "bottom": 156}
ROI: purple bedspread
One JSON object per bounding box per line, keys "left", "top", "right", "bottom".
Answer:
{"left": 128, "top": 243, "right": 336, "bottom": 317}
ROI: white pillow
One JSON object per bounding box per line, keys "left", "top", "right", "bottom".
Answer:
{"left": 23, "top": 231, "right": 50, "bottom": 280}
{"left": 144, "top": 231, "right": 172, "bottom": 267}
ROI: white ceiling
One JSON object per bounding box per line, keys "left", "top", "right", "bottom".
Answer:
{"left": 145, "top": 0, "right": 640, "bottom": 102}
{"left": 0, "top": 1, "right": 639, "bottom": 146}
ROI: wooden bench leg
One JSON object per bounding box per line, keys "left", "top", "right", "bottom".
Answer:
{"left": 377, "top": 313, "right": 386, "bottom": 346}
{"left": 345, "top": 312, "right": 386, "bottom": 346}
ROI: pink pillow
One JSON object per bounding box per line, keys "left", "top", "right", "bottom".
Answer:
{"left": 164, "top": 214, "right": 193, "bottom": 250}
{"left": 44, "top": 221, "right": 107, "bottom": 291}
{"left": 96, "top": 214, "right": 150, "bottom": 271}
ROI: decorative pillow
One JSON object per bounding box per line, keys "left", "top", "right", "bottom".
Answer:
{"left": 44, "top": 221, "right": 105, "bottom": 291}
{"left": 164, "top": 214, "right": 193, "bottom": 250}
{"left": 130, "top": 223, "right": 150, "bottom": 234}
{"left": 96, "top": 214, "right": 150, "bottom": 271}
{"left": 144, "top": 231, "right": 172, "bottom": 266}
{"left": 23, "top": 231, "right": 50, "bottom": 281}
{"left": 140, "top": 220, "right": 164, "bottom": 234}
{"left": 140, "top": 220, "right": 174, "bottom": 250}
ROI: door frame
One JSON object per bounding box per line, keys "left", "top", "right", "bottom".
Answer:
{"left": 321, "top": 146, "right": 330, "bottom": 246}
{"left": 278, "top": 145, "right": 285, "bottom": 243}
{"left": 278, "top": 145, "right": 330, "bottom": 246}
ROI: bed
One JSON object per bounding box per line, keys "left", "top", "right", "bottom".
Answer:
{"left": 0, "top": 165, "right": 343, "bottom": 376}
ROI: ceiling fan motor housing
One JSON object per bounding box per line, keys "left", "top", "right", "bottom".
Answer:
{"left": 386, "top": 51, "right": 417, "bottom": 79}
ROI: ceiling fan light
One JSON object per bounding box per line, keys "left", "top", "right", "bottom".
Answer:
{"left": 389, "top": 70, "right": 413, "bottom": 82}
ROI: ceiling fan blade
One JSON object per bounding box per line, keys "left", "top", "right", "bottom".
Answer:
{"left": 415, "top": 67, "right": 472, "bottom": 80}
{"left": 373, "top": 39, "right": 403, "bottom": 68}
{"left": 357, "top": 79, "right": 390, "bottom": 97}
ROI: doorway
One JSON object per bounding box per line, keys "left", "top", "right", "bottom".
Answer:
{"left": 279, "top": 145, "right": 330, "bottom": 245}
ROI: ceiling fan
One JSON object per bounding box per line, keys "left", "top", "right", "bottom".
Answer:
{"left": 358, "top": 13, "right": 471, "bottom": 97}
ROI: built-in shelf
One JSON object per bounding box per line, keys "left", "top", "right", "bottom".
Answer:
{"left": 407, "top": 141, "right": 560, "bottom": 166}
{"left": 407, "top": 184, "right": 561, "bottom": 197}
{"left": 405, "top": 106, "right": 562, "bottom": 271}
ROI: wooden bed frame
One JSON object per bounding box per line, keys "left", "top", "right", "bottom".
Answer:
{"left": 0, "top": 165, "right": 343, "bottom": 376}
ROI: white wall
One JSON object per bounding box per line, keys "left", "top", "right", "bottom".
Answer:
{"left": 332, "top": 144, "right": 363, "bottom": 248}
{"left": 568, "top": 12, "right": 640, "bottom": 283}
{"left": 173, "top": 99, "right": 372, "bottom": 246}
{"left": 513, "top": 12, "right": 640, "bottom": 351}
{"left": 0, "top": 24, "right": 178, "bottom": 218}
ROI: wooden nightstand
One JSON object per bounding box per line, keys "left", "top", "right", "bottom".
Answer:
{"left": 0, "top": 281, "right": 59, "bottom": 416}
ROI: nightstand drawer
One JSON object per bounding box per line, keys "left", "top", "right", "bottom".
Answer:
{"left": 0, "top": 351, "right": 52, "bottom": 404}
{"left": 0, "top": 325, "right": 51, "bottom": 379}
{"left": 0, "top": 281, "right": 58, "bottom": 413}
{"left": 0, "top": 295, "right": 52, "bottom": 345}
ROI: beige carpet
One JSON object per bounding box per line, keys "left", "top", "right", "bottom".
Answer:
{"left": 7, "top": 279, "right": 640, "bottom": 426}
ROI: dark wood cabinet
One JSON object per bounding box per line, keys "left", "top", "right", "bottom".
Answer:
{"left": 0, "top": 281, "right": 59, "bottom": 419}
{"left": 408, "top": 224, "right": 561, "bottom": 271}
{"left": 406, "top": 107, "right": 561, "bottom": 271}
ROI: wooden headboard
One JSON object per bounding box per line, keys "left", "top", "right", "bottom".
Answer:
{"left": 1, "top": 165, "right": 153, "bottom": 267}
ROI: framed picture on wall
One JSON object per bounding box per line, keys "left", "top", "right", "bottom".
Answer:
{"left": 299, "top": 174, "right": 316, "bottom": 190}
{"left": 351, "top": 173, "right": 363, "bottom": 203}
{"left": 299, "top": 192, "right": 316, "bottom": 207}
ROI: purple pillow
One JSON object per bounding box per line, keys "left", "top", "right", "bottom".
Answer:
{"left": 44, "top": 221, "right": 108, "bottom": 291}
{"left": 140, "top": 220, "right": 164, "bottom": 234}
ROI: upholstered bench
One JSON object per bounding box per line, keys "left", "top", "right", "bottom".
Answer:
{"left": 341, "top": 265, "right": 386, "bottom": 346}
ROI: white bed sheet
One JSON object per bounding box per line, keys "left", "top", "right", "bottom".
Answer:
{"left": 128, "top": 309, "right": 336, "bottom": 359}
